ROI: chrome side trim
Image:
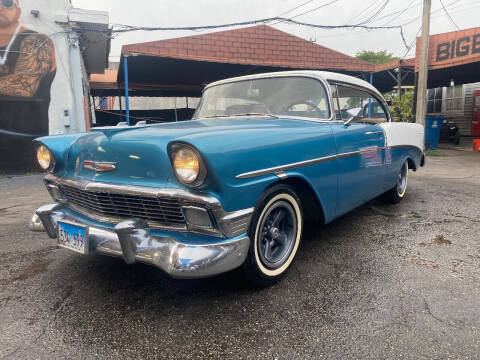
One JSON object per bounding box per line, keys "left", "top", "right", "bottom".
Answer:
{"left": 236, "top": 146, "right": 385, "bottom": 179}
{"left": 236, "top": 154, "right": 338, "bottom": 179}
{"left": 236, "top": 145, "right": 423, "bottom": 180}
{"left": 236, "top": 147, "right": 389, "bottom": 179}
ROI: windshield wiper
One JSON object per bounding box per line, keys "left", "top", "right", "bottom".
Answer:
{"left": 229, "top": 113, "right": 279, "bottom": 118}
{"left": 196, "top": 113, "right": 279, "bottom": 119}
{"left": 197, "top": 115, "right": 236, "bottom": 119}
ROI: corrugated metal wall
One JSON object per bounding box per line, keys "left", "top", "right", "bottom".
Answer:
{"left": 430, "top": 82, "right": 480, "bottom": 136}
{"left": 463, "top": 83, "right": 480, "bottom": 136}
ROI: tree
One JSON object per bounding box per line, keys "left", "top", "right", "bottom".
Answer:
{"left": 390, "top": 90, "right": 415, "bottom": 122}
{"left": 355, "top": 50, "right": 398, "bottom": 65}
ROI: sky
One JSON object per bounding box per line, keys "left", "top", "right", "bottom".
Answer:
{"left": 71, "top": 0, "right": 480, "bottom": 63}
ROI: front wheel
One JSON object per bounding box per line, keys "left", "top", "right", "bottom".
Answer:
{"left": 384, "top": 161, "right": 409, "bottom": 204}
{"left": 242, "top": 184, "right": 303, "bottom": 287}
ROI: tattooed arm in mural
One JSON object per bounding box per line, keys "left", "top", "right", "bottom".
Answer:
{"left": 0, "top": 34, "right": 56, "bottom": 98}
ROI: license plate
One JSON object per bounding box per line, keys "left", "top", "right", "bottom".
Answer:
{"left": 58, "top": 220, "right": 89, "bottom": 254}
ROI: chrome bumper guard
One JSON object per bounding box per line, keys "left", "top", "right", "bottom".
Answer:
{"left": 35, "top": 203, "right": 250, "bottom": 279}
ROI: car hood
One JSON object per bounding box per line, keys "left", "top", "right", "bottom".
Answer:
{"left": 93, "top": 117, "right": 316, "bottom": 140}
{"left": 43, "top": 117, "right": 332, "bottom": 188}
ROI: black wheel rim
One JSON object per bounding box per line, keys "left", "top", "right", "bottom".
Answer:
{"left": 397, "top": 163, "right": 407, "bottom": 195}
{"left": 257, "top": 200, "right": 297, "bottom": 269}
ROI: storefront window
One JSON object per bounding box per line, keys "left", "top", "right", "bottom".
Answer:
{"left": 446, "top": 85, "right": 463, "bottom": 111}
{"left": 427, "top": 87, "right": 443, "bottom": 113}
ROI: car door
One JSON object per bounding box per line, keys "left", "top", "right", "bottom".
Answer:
{"left": 329, "top": 84, "right": 388, "bottom": 217}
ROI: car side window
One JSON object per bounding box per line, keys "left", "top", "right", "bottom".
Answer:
{"left": 335, "top": 85, "right": 388, "bottom": 124}
{"left": 330, "top": 84, "right": 342, "bottom": 120}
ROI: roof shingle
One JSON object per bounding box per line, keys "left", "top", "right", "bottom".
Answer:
{"left": 122, "top": 25, "right": 374, "bottom": 72}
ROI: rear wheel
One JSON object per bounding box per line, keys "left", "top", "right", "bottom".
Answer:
{"left": 384, "top": 161, "right": 408, "bottom": 204}
{"left": 242, "top": 184, "right": 303, "bottom": 287}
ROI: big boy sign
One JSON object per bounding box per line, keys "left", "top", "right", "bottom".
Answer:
{"left": 415, "top": 27, "right": 480, "bottom": 72}
{"left": 436, "top": 34, "right": 480, "bottom": 62}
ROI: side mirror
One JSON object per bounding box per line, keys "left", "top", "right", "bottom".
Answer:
{"left": 344, "top": 115, "right": 362, "bottom": 126}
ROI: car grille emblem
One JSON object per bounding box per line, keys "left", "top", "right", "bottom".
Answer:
{"left": 83, "top": 160, "right": 116, "bottom": 172}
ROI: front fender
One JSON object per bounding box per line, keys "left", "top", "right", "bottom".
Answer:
{"left": 34, "top": 133, "right": 87, "bottom": 171}
{"left": 191, "top": 132, "right": 338, "bottom": 222}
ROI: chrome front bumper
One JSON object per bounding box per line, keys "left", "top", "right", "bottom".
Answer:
{"left": 34, "top": 203, "right": 250, "bottom": 279}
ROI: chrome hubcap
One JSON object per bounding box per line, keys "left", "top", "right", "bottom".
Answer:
{"left": 258, "top": 201, "right": 297, "bottom": 269}
{"left": 397, "top": 163, "right": 407, "bottom": 195}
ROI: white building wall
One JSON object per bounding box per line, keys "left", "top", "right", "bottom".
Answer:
{"left": 0, "top": 0, "right": 107, "bottom": 171}
{"left": 17, "top": 0, "right": 87, "bottom": 134}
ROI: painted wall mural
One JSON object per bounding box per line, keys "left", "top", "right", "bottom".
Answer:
{"left": 0, "top": 0, "right": 57, "bottom": 172}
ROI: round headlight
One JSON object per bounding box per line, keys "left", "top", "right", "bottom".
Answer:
{"left": 171, "top": 144, "right": 206, "bottom": 186}
{"left": 37, "top": 145, "right": 53, "bottom": 170}
{"left": 173, "top": 147, "right": 200, "bottom": 184}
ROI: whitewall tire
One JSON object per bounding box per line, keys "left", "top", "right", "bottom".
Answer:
{"left": 385, "top": 161, "right": 409, "bottom": 204}
{"left": 242, "top": 184, "right": 303, "bottom": 287}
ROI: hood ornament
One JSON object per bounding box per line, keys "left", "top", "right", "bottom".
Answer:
{"left": 83, "top": 160, "right": 116, "bottom": 172}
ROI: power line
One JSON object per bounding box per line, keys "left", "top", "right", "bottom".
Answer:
{"left": 271, "top": 0, "right": 339, "bottom": 26}
{"left": 356, "top": 0, "right": 390, "bottom": 25}
{"left": 399, "top": 0, "right": 463, "bottom": 26}
{"left": 289, "top": 0, "right": 340, "bottom": 20}
{"left": 400, "top": 25, "right": 422, "bottom": 60}
{"left": 379, "top": 0, "right": 418, "bottom": 26}
{"left": 109, "top": 16, "right": 409, "bottom": 49}
{"left": 278, "top": 0, "right": 316, "bottom": 17}
{"left": 110, "top": 17, "right": 402, "bottom": 32}
{"left": 347, "top": 0, "right": 383, "bottom": 25}
{"left": 439, "top": 0, "right": 460, "bottom": 30}
{"left": 109, "top": 18, "right": 411, "bottom": 52}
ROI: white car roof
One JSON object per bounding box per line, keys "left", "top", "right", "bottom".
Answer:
{"left": 205, "top": 70, "right": 383, "bottom": 99}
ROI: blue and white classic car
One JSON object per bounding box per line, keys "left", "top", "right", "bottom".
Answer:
{"left": 32, "top": 71, "right": 425, "bottom": 286}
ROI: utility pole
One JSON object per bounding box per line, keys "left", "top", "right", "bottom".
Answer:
{"left": 415, "top": 0, "right": 432, "bottom": 127}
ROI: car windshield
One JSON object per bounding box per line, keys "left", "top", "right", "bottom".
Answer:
{"left": 194, "top": 77, "right": 331, "bottom": 120}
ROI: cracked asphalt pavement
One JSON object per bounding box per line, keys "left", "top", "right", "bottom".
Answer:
{"left": 0, "top": 149, "right": 479, "bottom": 359}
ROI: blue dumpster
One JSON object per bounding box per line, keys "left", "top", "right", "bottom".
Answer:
{"left": 425, "top": 116, "right": 445, "bottom": 150}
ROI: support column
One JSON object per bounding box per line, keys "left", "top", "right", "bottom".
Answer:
{"left": 415, "top": 0, "right": 432, "bottom": 126}
{"left": 368, "top": 73, "right": 374, "bottom": 118}
{"left": 123, "top": 56, "right": 131, "bottom": 126}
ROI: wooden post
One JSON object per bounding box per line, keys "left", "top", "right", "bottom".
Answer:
{"left": 415, "top": 0, "right": 432, "bottom": 126}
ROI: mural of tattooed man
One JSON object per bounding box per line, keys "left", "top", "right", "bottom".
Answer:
{"left": 0, "top": 0, "right": 56, "bottom": 172}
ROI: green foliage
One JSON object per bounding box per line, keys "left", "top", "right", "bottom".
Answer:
{"left": 355, "top": 50, "right": 398, "bottom": 65}
{"left": 390, "top": 91, "right": 414, "bottom": 122}
{"left": 425, "top": 150, "right": 445, "bottom": 157}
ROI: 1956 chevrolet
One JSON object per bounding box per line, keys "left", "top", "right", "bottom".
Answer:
{"left": 31, "top": 71, "right": 425, "bottom": 286}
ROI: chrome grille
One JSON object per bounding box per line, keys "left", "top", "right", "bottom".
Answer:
{"left": 60, "top": 184, "right": 186, "bottom": 227}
